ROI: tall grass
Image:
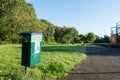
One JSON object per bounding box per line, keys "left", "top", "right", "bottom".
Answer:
{"left": 0, "top": 44, "right": 86, "bottom": 80}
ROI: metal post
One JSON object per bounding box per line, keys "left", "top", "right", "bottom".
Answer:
{"left": 116, "top": 22, "right": 120, "bottom": 43}
{"left": 116, "top": 23, "right": 118, "bottom": 43}
{"left": 25, "top": 66, "right": 28, "bottom": 76}
{"left": 25, "top": 66, "right": 28, "bottom": 80}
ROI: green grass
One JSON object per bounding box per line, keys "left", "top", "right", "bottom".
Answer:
{"left": 0, "top": 44, "right": 86, "bottom": 80}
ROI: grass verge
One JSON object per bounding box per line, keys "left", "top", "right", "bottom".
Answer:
{"left": 0, "top": 44, "right": 86, "bottom": 80}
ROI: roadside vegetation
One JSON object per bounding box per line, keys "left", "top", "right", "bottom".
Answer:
{"left": 0, "top": 0, "right": 110, "bottom": 79}
{"left": 0, "top": 44, "right": 86, "bottom": 80}
{"left": 0, "top": 0, "right": 109, "bottom": 45}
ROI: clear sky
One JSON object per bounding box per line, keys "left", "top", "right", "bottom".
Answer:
{"left": 26, "top": 0, "right": 120, "bottom": 36}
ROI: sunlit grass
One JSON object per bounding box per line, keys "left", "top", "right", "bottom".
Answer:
{"left": 0, "top": 44, "right": 86, "bottom": 80}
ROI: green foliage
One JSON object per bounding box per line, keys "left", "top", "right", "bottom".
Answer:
{"left": 79, "top": 34, "right": 87, "bottom": 43}
{"left": 94, "top": 35, "right": 110, "bottom": 43}
{"left": 0, "top": 0, "right": 44, "bottom": 43}
{"left": 54, "top": 26, "right": 79, "bottom": 43}
{"left": 74, "top": 33, "right": 96, "bottom": 43}
{"left": 86, "top": 32, "right": 96, "bottom": 43}
{"left": 41, "top": 19, "right": 56, "bottom": 44}
{"left": 0, "top": 0, "right": 101, "bottom": 44}
{"left": 103, "top": 35, "right": 110, "bottom": 43}
{"left": 0, "top": 44, "right": 86, "bottom": 80}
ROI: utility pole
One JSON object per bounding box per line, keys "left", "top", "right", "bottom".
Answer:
{"left": 116, "top": 22, "right": 120, "bottom": 43}
{"left": 116, "top": 23, "right": 118, "bottom": 43}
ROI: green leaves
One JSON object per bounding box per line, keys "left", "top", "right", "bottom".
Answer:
{"left": 0, "top": 0, "right": 99, "bottom": 44}
{"left": 86, "top": 32, "right": 96, "bottom": 43}
{"left": 0, "top": 0, "right": 44, "bottom": 43}
{"left": 54, "top": 26, "right": 79, "bottom": 43}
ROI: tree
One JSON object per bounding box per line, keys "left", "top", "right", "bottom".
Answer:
{"left": 94, "top": 35, "right": 101, "bottom": 43}
{"left": 74, "top": 36, "right": 81, "bottom": 43}
{"left": 94, "top": 35, "right": 110, "bottom": 43}
{"left": 54, "top": 26, "right": 79, "bottom": 43}
{"left": 39, "top": 19, "right": 56, "bottom": 44}
{"left": 79, "top": 34, "right": 87, "bottom": 43}
{"left": 86, "top": 32, "right": 96, "bottom": 43}
{"left": 0, "top": 0, "right": 44, "bottom": 43}
{"left": 103, "top": 35, "right": 110, "bottom": 43}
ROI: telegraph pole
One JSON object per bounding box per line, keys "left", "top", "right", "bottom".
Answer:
{"left": 116, "top": 22, "right": 120, "bottom": 43}
{"left": 116, "top": 23, "right": 118, "bottom": 43}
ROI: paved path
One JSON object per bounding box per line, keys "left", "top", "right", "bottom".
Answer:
{"left": 59, "top": 44, "right": 120, "bottom": 80}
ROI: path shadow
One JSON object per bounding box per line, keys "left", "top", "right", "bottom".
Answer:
{"left": 42, "top": 45, "right": 74, "bottom": 52}
{"left": 86, "top": 44, "right": 120, "bottom": 56}
{"left": 42, "top": 45, "right": 85, "bottom": 53}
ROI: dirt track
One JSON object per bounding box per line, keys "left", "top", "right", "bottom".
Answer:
{"left": 59, "top": 44, "right": 120, "bottom": 80}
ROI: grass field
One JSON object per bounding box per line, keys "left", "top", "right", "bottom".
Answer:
{"left": 0, "top": 44, "right": 86, "bottom": 80}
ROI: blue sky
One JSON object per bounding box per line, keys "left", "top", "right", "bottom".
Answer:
{"left": 26, "top": 0, "right": 120, "bottom": 36}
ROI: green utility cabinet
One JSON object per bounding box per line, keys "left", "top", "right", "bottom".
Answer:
{"left": 21, "top": 32, "right": 42, "bottom": 67}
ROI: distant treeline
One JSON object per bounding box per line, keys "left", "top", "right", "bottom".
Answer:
{"left": 0, "top": 0, "right": 110, "bottom": 44}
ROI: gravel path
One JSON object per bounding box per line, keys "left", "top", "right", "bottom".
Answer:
{"left": 59, "top": 44, "right": 120, "bottom": 80}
